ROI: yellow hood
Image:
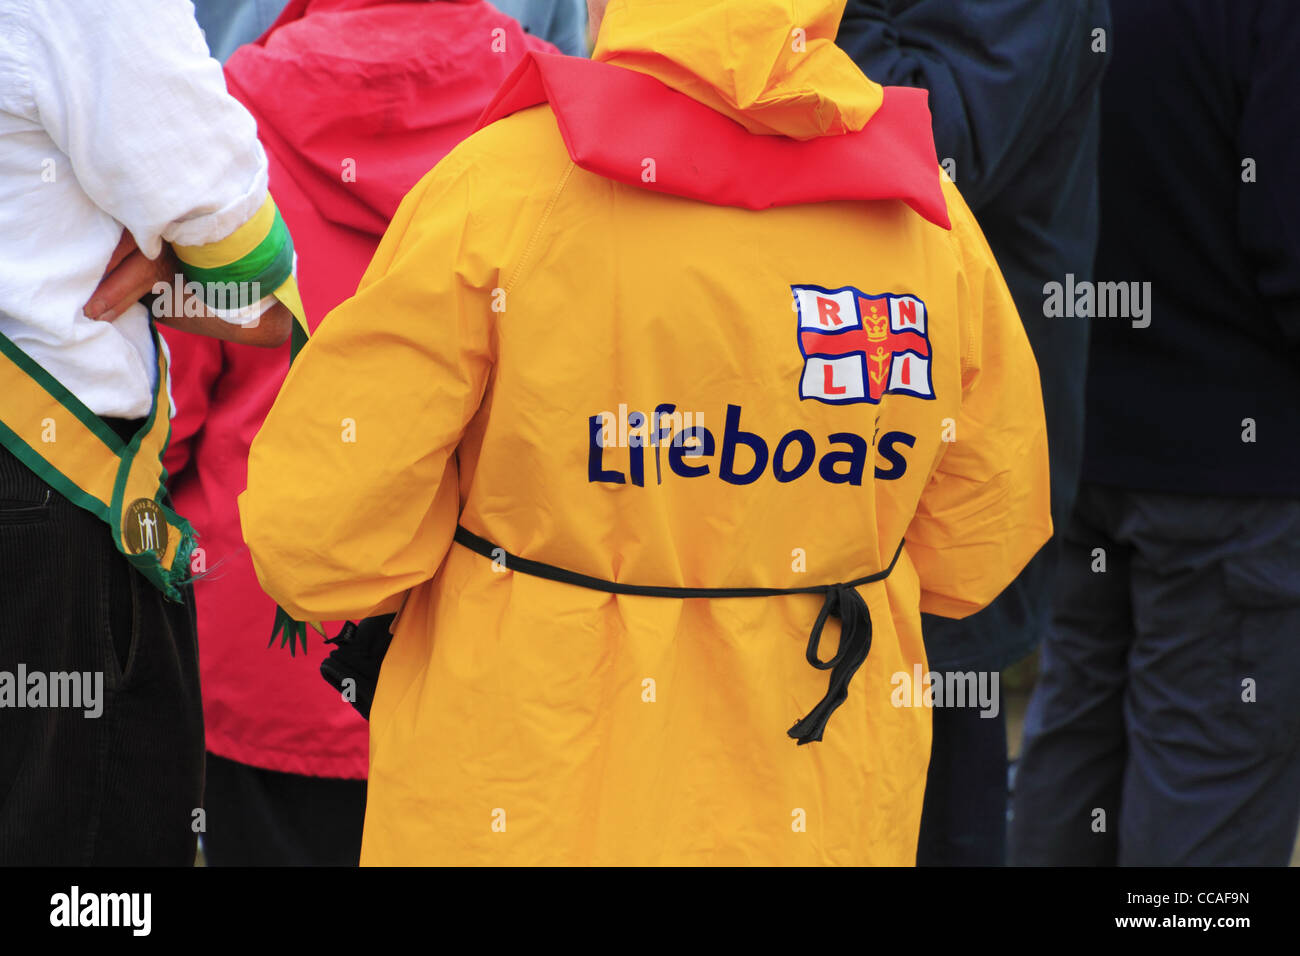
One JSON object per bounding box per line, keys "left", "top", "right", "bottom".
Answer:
{"left": 592, "top": 0, "right": 883, "bottom": 140}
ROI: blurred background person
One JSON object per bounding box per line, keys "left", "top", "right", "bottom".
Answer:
{"left": 162, "top": 0, "right": 558, "bottom": 865}
{"left": 193, "top": 0, "right": 587, "bottom": 61}
{"left": 495, "top": 0, "right": 587, "bottom": 56}
{"left": 1010, "top": 0, "right": 1300, "bottom": 866}
{"left": 837, "top": 0, "right": 1111, "bottom": 865}
{"left": 192, "top": 0, "right": 289, "bottom": 60}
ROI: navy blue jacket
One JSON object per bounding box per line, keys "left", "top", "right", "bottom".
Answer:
{"left": 838, "top": 0, "right": 1111, "bottom": 670}
{"left": 1084, "top": 0, "right": 1300, "bottom": 497}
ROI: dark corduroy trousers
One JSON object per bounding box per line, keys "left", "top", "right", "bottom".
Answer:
{"left": 0, "top": 433, "right": 204, "bottom": 865}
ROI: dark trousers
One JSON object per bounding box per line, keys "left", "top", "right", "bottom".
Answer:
{"left": 917, "top": 703, "right": 1008, "bottom": 865}
{"left": 1009, "top": 484, "right": 1300, "bottom": 865}
{"left": 202, "top": 753, "right": 366, "bottom": 866}
{"left": 0, "top": 436, "right": 204, "bottom": 865}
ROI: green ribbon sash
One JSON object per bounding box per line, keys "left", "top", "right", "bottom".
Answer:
{"left": 0, "top": 322, "right": 196, "bottom": 602}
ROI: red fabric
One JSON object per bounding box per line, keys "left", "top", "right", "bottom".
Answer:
{"left": 259, "top": 0, "right": 481, "bottom": 41}
{"left": 475, "top": 52, "right": 951, "bottom": 229}
{"left": 227, "top": 1, "right": 556, "bottom": 319}
{"left": 163, "top": 0, "right": 555, "bottom": 778}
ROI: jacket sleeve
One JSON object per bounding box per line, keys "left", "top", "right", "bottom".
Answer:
{"left": 906, "top": 182, "right": 1052, "bottom": 618}
{"left": 23, "top": 0, "right": 269, "bottom": 257}
{"left": 836, "top": 0, "right": 1109, "bottom": 209}
{"left": 239, "top": 155, "right": 495, "bottom": 622}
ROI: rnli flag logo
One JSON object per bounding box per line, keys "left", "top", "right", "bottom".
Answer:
{"left": 792, "top": 285, "right": 935, "bottom": 405}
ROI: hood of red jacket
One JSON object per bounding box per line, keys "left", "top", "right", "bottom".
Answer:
{"left": 225, "top": 0, "right": 555, "bottom": 242}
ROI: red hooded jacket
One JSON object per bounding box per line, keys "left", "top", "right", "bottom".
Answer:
{"left": 163, "top": 0, "right": 557, "bottom": 778}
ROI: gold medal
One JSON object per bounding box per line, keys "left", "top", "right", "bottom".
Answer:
{"left": 123, "top": 498, "right": 168, "bottom": 558}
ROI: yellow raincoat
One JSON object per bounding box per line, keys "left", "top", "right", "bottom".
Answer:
{"left": 240, "top": 0, "right": 1050, "bottom": 865}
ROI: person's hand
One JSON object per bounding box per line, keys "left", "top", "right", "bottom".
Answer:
{"left": 83, "top": 228, "right": 175, "bottom": 322}
{"left": 84, "top": 228, "right": 291, "bottom": 348}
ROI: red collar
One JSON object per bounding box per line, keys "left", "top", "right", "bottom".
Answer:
{"left": 476, "top": 53, "right": 950, "bottom": 230}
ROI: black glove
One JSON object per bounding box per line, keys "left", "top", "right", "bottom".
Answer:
{"left": 320, "top": 614, "right": 395, "bottom": 720}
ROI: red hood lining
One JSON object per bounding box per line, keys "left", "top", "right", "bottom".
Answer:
{"left": 475, "top": 52, "right": 951, "bottom": 229}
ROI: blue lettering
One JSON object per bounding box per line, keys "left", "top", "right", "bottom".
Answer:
{"left": 719, "top": 404, "right": 768, "bottom": 485}
{"left": 669, "top": 427, "right": 715, "bottom": 478}
{"left": 588, "top": 406, "right": 916, "bottom": 487}
{"left": 650, "top": 404, "right": 676, "bottom": 446}
{"left": 628, "top": 411, "right": 646, "bottom": 487}
{"left": 874, "top": 430, "right": 915, "bottom": 481}
{"left": 773, "top": 430, "right": 816, "bottom": 482}
{"left": 818, "top": 433, "right": 868, "bottom": 485}
{"left": 588, "top": 415, "right": 625, "bottom": 484}
{"left": 650, "top": 403, "right": 676, "bottom": 485}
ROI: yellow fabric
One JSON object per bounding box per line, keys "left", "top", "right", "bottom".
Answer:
{"left": 240, "top": 5, "right": 1050, "bottom": 866}
{"left": 1, "top": 337, "right": 182, "bottom": 572}
{"left": 171, "top": 194, "right": 277, "bottom": 268}
{"left": 0, "top": 367, "right": 119, "bottom": 507}
{"left": 274, "top": 274, "right": 307, "bottom": 330}
{"left": 593, "top": 0, "right": 884, "bottom": 139}
{"left": 114, "top": 343, "right": 181, "bottom": 571}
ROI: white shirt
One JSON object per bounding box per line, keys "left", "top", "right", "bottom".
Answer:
{"left": 0, "top": 0, "right": 270, "bottom": 418}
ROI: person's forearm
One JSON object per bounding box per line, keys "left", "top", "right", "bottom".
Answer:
{"left": 156, "top": 298, "right": 292, "bottom": 348}
{"left": 85, "top": 228, "right": 291, "bottom": 348}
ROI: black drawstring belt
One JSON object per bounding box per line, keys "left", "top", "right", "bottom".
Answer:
{"left": 452, "top": 525, "right": 906, "bottom": 746}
